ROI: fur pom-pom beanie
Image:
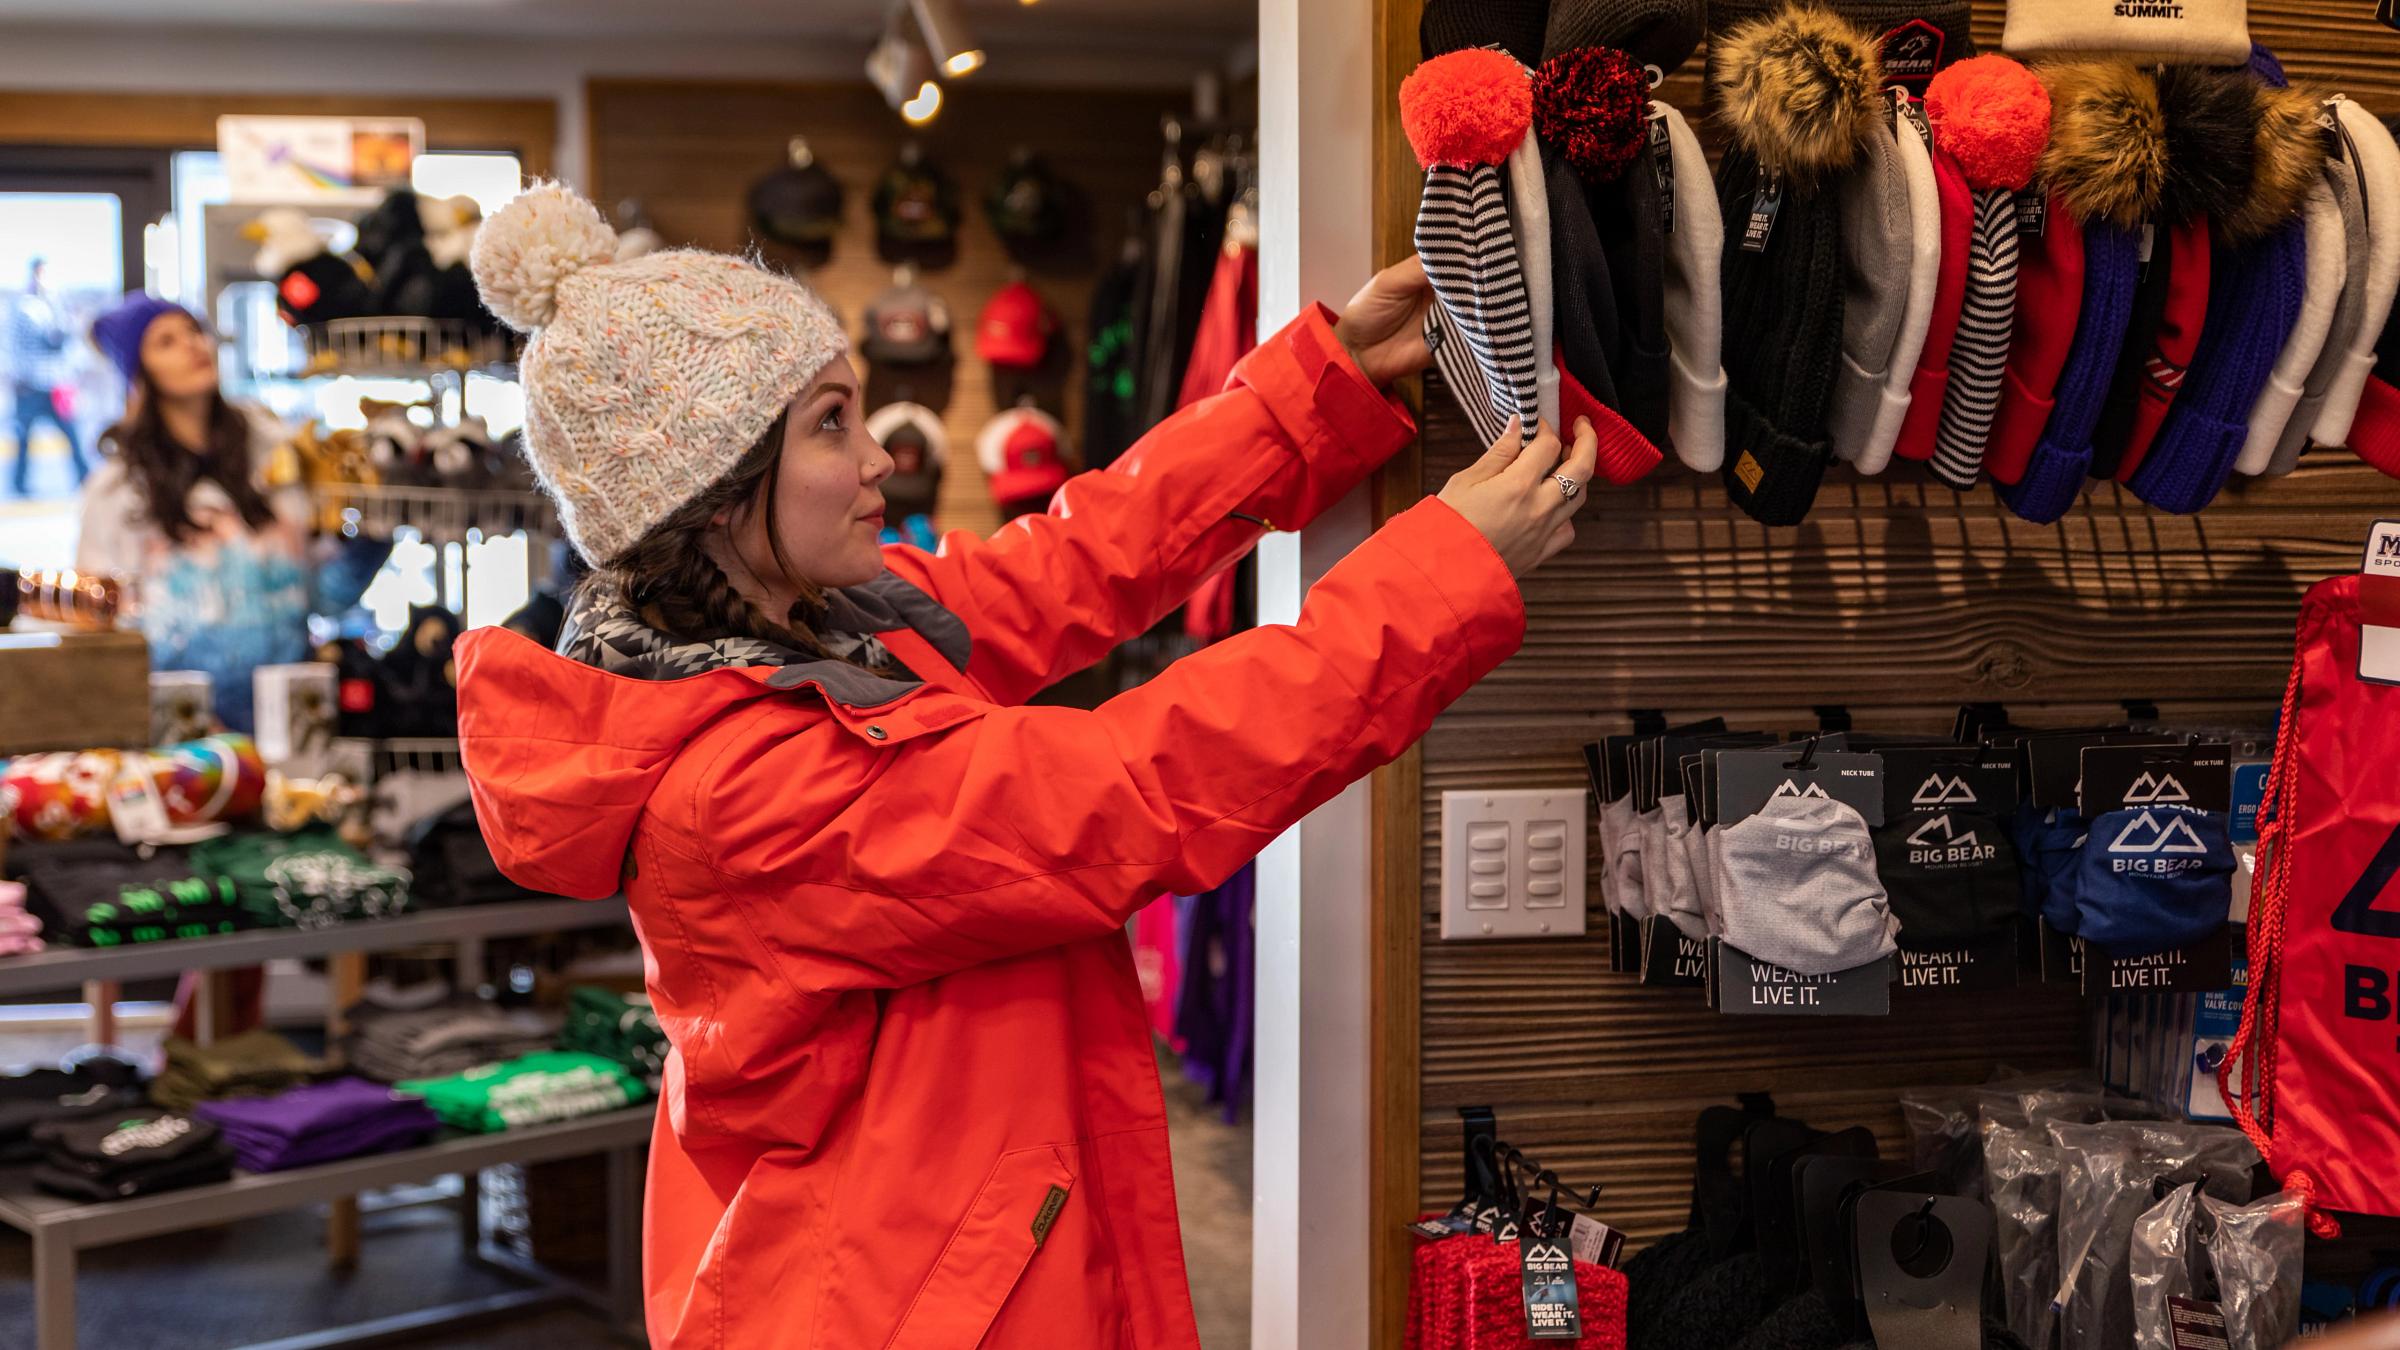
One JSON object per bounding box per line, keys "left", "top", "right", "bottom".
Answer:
{"left": 1709, "top": 3, "right": 1884, "bottom": 525}
{"left": 471, "top": 181, "right": 844, "bottom": 563}
{"left": 1924, "top": 55, "right": 2051, "bottom": 490}
{"left": 1710, "top": 5, "right": 1888, "bottom": 190}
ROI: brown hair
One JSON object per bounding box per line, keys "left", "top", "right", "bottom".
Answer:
{"left": 591, "top": 410, "right": 888, "bottom": 672}
{"left": 101, "top": 376, "right": 277, "bottom": 545}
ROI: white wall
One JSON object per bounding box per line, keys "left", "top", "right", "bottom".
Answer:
{"left": 0, "top": 22, "right": 1231, "bottom": 186}
{"left": 1251, "top": 0, "right": 1381, "bottom": 1345}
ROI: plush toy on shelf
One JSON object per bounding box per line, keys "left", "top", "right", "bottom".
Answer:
{"left": 424, "top": 414, "right": 498, "bottom": 488}
{"left": 361, "top": 396, "right": 437, "bottom": 487}
{"left": 246, "top": 208, "right": 376, "bottom": 327}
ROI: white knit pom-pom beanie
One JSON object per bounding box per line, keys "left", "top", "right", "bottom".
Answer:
{"left": 472, "top": 181, "right": 846, "bottom": 563}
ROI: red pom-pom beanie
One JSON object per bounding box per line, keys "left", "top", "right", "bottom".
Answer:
{"left": 1405, "top": 50, "right": 1549, "bottom": 449}
{"left": 1923, "top": 55, "right": 2051, "bottom": 490}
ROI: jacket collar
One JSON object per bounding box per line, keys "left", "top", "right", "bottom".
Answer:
{"left": 556, "top": 569, "right": 972, "bottom": 712}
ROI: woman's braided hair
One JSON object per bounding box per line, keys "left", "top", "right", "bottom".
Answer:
{"left": 589, "top": 409, "right": 889, "bottom": 673}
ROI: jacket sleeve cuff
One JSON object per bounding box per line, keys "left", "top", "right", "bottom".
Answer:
{"left": 1229, "top": 303, "right": 1418, "bottom": 528}
{"left": 1365, "top": 496, "right": 1525, "bottom": 678}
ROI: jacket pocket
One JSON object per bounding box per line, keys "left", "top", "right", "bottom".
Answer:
{"left": 884, "top": 1143, "right": 1078, "bottom": 1350}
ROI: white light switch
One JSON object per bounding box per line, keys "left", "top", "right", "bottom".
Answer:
{"left": 1439, "top": 789, "right": 1588, "bottom": 939}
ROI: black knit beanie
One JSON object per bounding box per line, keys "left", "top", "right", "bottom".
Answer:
{"left": 1708, "top": 4, "right": 1886, "bottom": 525}
{"left": 1545, "top": 0, "right": 1707, "bottom": 78}
{"left": 1826, "top": 0, "right": 1976, "bottom": 92}
{"left": 1715, "top": 145, "right": 1847, "bottom": 525}
{"left": 1594, "top": 156, "right": 1675, "bottom": 445}
{"left": 1547, "top": 141, "right": 1627, "bottom": 413}
{"left": 1421, "top": 0, "right": 1548, "bottom": 64}
{"left": 1733, "top": 1292, "right": 1850, "bottom": 1350}
{"left": 1625, "top": 1229, "right": 1720, "bottom": 1347}
{"left": 1644, "top": 1251, "right": 1777, "bottom": 1350}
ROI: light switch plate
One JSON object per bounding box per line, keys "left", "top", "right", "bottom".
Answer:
{"left": 1439, "top": 788, "right": 1588, "bottom": 939}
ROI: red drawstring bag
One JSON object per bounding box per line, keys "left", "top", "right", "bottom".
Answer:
{"left": 2222, "top": 573, "right": 2400, "bottom": 1234}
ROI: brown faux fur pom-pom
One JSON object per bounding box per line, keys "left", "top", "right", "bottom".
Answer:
{"left": 2223, "top": 83, "right": 2330, "bottom": 243}
{"left": 2040, "top": 60, "right": 2166, "bottom": 231}
{"left": 1709, "top": 4, "right": 1885, "bottom": 188}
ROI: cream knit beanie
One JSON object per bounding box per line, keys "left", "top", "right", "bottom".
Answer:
{"left": 472, "top": 182, "right": 846, "bottom": 563}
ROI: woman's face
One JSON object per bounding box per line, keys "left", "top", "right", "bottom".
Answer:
{"left": 727, "top": 355, "right": 894, "bottom": 593}
{"left": 140, "top": 311, "right": 219, "bottom": 404}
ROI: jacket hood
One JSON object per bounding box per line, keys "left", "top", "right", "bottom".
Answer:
{"left": 456, "top": 574, "right": 970, "bottom": 899}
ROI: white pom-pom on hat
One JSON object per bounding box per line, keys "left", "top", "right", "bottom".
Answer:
{"left": 471, "top": 181, "right": 620, "bottom": 332}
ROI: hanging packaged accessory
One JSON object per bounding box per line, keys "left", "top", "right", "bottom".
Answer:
{"left": 2222, "top": 532, "right": 2400, "bottom": 1233}
{"left": 1706, "top": 741, "right": 1897, "bottom": 1013}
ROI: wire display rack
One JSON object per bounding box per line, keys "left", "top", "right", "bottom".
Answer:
{"left": 294, "top": 316, "right": 517, "bottom": 379}
{"left": 312, "top": 482, "right": 554, "bottom": 547}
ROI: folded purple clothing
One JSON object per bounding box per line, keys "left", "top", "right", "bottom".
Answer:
{"left": 194, "top": 1077, "right": 438, "bottom": 1171}
{"left": 221, "top": 1111, "right": 436, "bottom": 1172}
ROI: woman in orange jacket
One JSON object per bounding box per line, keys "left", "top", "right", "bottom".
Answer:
{"left": 456, "top": 183, "right": 1598, "bottom": 1349}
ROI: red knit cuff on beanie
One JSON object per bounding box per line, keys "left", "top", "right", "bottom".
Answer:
{"left": 1560, "top": 362, "right": 1666, "bottom": 484}
{"left": 2352, "top": 375, "right": 2400, "bottom": 481}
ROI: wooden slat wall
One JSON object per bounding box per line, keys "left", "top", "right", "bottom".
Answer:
{"left": 1373, "top": 0, "right": 2400, "bottom": 1327}
{"left": 586, "top": 79, "right": 1192, "bottom": 541}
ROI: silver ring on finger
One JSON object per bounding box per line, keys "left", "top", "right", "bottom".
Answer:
{"left": 1553, "top": 474, "right": 1582, "bottom": 502}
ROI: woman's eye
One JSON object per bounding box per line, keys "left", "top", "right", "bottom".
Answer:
{"left": 818, "top": 405, "right": 845, "bottom": 433}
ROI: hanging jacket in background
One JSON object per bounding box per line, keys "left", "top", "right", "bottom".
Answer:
{"left": 1179, "top": 238, "right": 1263, "bottom": 646}
{"left": 1085, "top": 248, "right": 1148, "bottom": 471}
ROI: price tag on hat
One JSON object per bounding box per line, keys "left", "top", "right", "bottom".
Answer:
{"left": 2362, "top": 519, "right": 2400, "bottom": 686}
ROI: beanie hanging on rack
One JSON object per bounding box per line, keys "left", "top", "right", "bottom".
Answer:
{"left": 1658, "top": 100, "right": 1730, "bottom": 472}
{"left": 2308, "top": 100, "right": 2400, "bottom": 456}
{"left": 1709, "top": 3, "right": 1887, "bottom": 526}
{"left": 1991, "top": 58, "right": 2165, "bottom": 515}
{"left": 1922, "top": 55, "right": 2051, "bottom": 493}
{"left": 1402, "top": 48, "right": 1543, "bottom": 448}
{"left": 1535, "top": 46, "right": 1671, "bottom": 484}
{"left": 2090, "top": 64, "right": 2256, "bottom": 484}
{"left": 2130, "top": 47, "right": 2324, "bottom": 514}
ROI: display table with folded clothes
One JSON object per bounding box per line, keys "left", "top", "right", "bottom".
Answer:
{"left": 341, "top": 988, "right": 560, "bottom": 1084}
{"left": 399, "top": 1052, "right": 649, "bottom": 1134}
{"left": 561, "top": 985, "right": 666, "bottom": 1088}
{"left": 3, "top": 828, "right": 410, "bottom": 949}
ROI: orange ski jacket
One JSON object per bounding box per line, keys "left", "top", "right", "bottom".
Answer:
{"left": 456, "top": 305, "right": 1526, "bottom": 1348}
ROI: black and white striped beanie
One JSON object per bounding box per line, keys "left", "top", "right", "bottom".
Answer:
{"left": 1401, "top": 47, "right": 1545, "bottom": 446}
{"left": 1924, "top": 55, "right": 2052, "bottom": 492}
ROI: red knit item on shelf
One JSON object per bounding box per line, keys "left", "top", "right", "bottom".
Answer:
{"left": 1403, "top": 48, "right": 1535, "bottom": 168}
{"left": 1534, "top": 47, "right": 1652, "bottom": 185}
{"left": 1452, "top": 1238, "right": 1631, "bottom": 1349}
{"left": 1924, "top": 55, "right": 2051, "bottom": 191}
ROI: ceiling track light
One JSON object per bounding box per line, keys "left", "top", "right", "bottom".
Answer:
{"left": 866, "top": 6, "right": 939, "bottom": 116}
{"left": 910, "top": 0, "right": 985, "bottom": 78}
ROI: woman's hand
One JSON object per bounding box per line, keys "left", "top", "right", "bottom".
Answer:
{"left": 1334, "top": 256, "right": 1435, "bottom": 388}
{"left": 2310, "top": 1315, "right": 2400, "bottom": 1350}
{"left": 1438, "top": 417, "right": 1599, "bottom": 577}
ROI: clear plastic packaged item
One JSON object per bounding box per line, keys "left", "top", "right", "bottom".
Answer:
{"left": 2050, "top": 1121, "right": 2259, "bottom": 1350}
{"left": 2201, "top": 1189, "right": 2305, "bottom": 1350}
{"left": 2130, "top": 1182, "right": 2203, "bottom": 1350}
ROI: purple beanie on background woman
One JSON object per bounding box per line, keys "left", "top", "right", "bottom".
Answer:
{"left": 89, "top": 293, "right": 193, "bottom": 383}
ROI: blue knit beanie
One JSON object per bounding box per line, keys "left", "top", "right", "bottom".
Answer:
{"left": 2001, "top": 222, "right": 2140, "bottom": 523}
{"left": 88, "top": 292, "right": 192, "bottom": 385}
{"left": 2128, "top": 228, "right": 2306, "bottom": 512}
{"left": 2128, "top": 44, "right": 2323, "bottom": 513}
